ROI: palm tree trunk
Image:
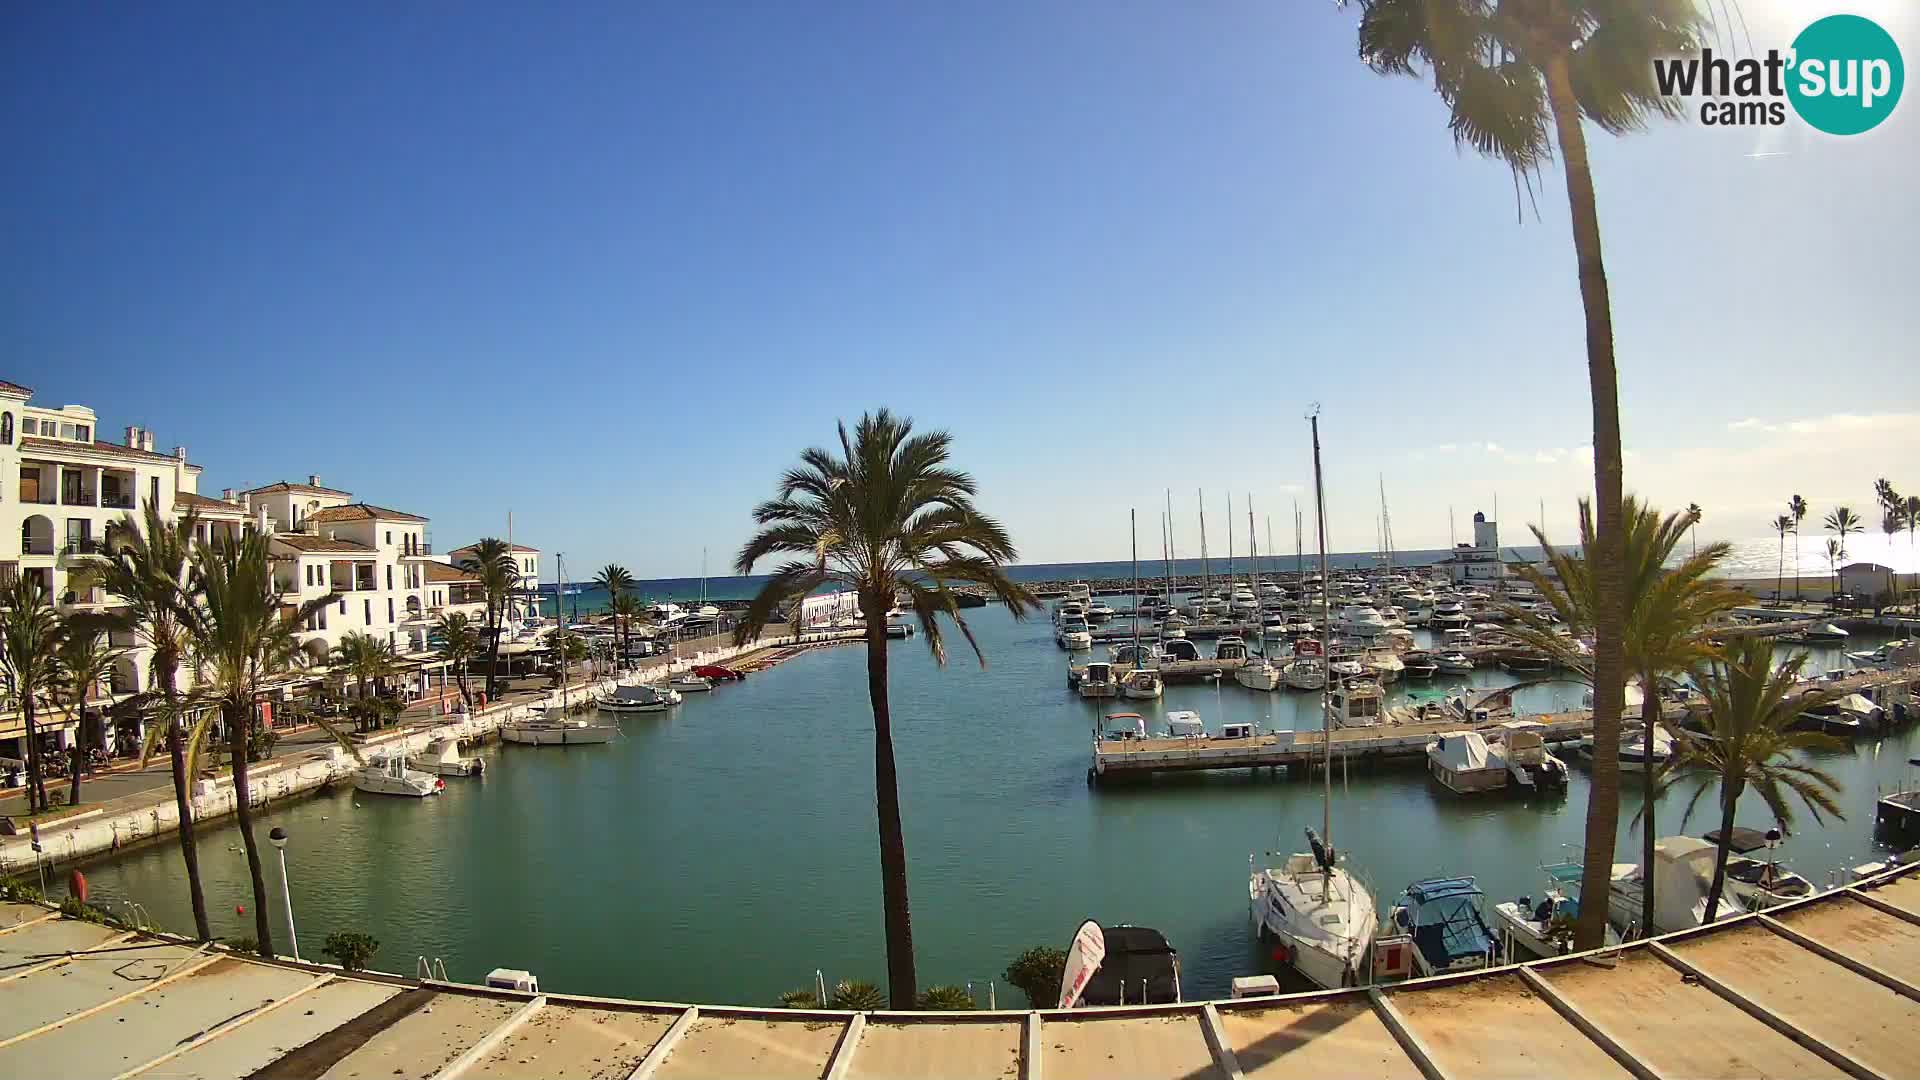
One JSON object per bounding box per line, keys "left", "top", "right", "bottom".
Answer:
{"left": 1545, "top": 52, "right": 1629, "bottom": 952}
{"left": 68, "top": 738, "right": 82, "bottom": 807}
{"left": 862, "top": 590, "right": 916, "bottom": 1009}
{"left": 1639, "top": 677, "right": 1662, "bottom": 936}
{"left": 166, "top": 708, "right": 213, "bottom": 939}
{"left": 23, "top": 705, "right": 46, "bottom": 813}
{"left": 1775, "top": 533, "right": 1784, "bottom": 606}
{"left": 226, "top": 699, "right": 276, "bottom": 957}
{"left": 486, "top": 607, "right": 503, "bottom": 701}
{"left": 1702, "top": 783, "right": 1741, "bottom": 923}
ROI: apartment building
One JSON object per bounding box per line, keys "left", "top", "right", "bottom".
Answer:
{"left": 444, "top": 542, "right": 543, "bottom": 621}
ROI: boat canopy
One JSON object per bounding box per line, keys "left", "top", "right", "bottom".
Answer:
{"left": 1398, "top": 878, "right": 1493, "bottom": 967}
{"left": 1429, "top": 731, "right": 1494, "bottom": 772}
{"left": 1703, "top": 826, "right": 1778, "bottom": 854}
{"left": 1077, "top": 925, "right": 1180, "bottom": 1007}
{"left": 1165, "top": 711, "right": 1204, "bottom": 737}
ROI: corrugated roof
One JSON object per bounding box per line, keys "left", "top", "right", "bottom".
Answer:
{"left": 307, "top": 503, "right": 429, "bottom": 524}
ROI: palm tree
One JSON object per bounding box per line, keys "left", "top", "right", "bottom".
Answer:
{"left": 1825, "top": 507, "right": 1861, "bottom": 599}
{"left": 431, "top": 612, "right": 479, "bottom": 712}
{"left": 1344, "top": 0, "right": 1701, "bottom": 950}
{"left": 1905, "top": 495, "right": 1920, "bottom": 607}
{"left": 1505, "top": 496, "right": 1745, "bottom": 936}
{"left": 608, "top": 594, "right": 646, "bottom": 669}
{"left": 1770, "top": 514, "right": 1793, "bottom": 607}
{"left": 331, "top": 631, "right": 394, "bottom": 732}
{"left": 1789, "top": 495, "right": 1809, "bottom": 600}
{"left": 1685, "top": 503, "right": 1702, "bottom": 556}
{"left": 0, "top": 576, "right": 63, "bottom": 813}
{"left": 1873, "top": 478, "right": 1899, "bottom": 522}
{"left": 1657, "top": 637, "right": 1845, "bottom": 922}
{"left": 594, "top": 565, "right": 636, "bottom": 664}
{"left": 184, "top": 532, "right": 338, "bottom": 957}
{"left": 52, "top": 627, "right": 122, "bottom": 807}
{"left": 70, "top": 503, "right": 214, "bottom": 939}
{"left": 460, "top": 539, "right": 520, "bottom": 701}
{"left": 734, "top": 411, "right": 1038, "bottom": 1007}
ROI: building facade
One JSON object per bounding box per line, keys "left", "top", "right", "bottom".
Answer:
{"left": 444, "top": 542, "right": 542, "bottom": 621}
{"left": 1442, "top": 512, "right": 1508, "bottom": 586}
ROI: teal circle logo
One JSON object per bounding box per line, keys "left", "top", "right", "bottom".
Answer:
{"left": 1787, "top": 14, "right": 1903, "bottom": 135}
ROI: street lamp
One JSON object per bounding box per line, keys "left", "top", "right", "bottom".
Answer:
{"left": 268, "top": 827, "right": 301, "bottom": 961}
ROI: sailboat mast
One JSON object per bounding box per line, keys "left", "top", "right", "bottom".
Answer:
{"left": 1131, "top": 510, "right": 1141, "bottom": 667}
{"left": 1248, "top": 499, "right": 1261, "bottom": 654}
{"left": 1294, "top": 500, "right": 1303, "bottom": 582}
{"left": 1380, "top": 474, "right": 1395, "bottom": 575}
{"left": 1198, "top": 489, "right": 1210, "bottom": 601}
{"left": 557, "top": 552, "right": 569, "bottom": 712}
{"left": 1225, "top": 492, "right": 1234, "bottom": 598}
{"left": 1310, "top": 410, "right": 1334, "bottom": 860}
{"left": 1164, "top": 490, "right": 1176, "bottom": 597}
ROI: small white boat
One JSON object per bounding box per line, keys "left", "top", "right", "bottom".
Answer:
{"left": 602, "top": 684, "right": 676, "bottom": 712}
{"left": 1056, "top": 618, "right": 1093, "bottom": 651}
{"left": 1389, "top": 878, "right": 1499, "bottom": 976}
{"left": 1121, "top": 667, "right": 1164, "bottom": 700}
{"left": 1493, "top": 857, "right": 1622, "bottom": 960}
{"left": 1283, "top": 655, "right": 1326, "bottom": 691}
{"left": 1085, "top": 601, "right": 1116, "bottom": 623}
{"left": 352, "top": 754, "right": 443, "bottom": 797}
{"left": 1233, "top": 656, "right": 1282, "bottom": 691}
{"left": 1426, "top": 731, "right": 1507, "bottom": 793}
{"left": 1703, "top": 828, "right": 1816, "bottom": 911}
{"left": 1488, "top": 721, "right": 1569, "bottom": 792}
{"left": 501, "top": 710, "right": 619, "bottom": 746}
{"left": 418, "top": 736, "right": 485, "bottom": 778}
{"left": 668, "top": 672, "right": 714, "bottom": 693}
{"left": 1581, "top": 724, "right": 1674, "bottom": 773}
{"left": 1331, "top": 605, "right": 1390, "bottom": 637}
{"left": 1607, "top": 836, "right": 1749, "bottom": 937}
{"left": 1367, "top": 650, "right": 1404, "bottom": 684}
{"left": 1078, "top": 661, "right": 1120, "bottom": 699}
{"left": 1803, "top": 622, "right": 1849, "bottom": 642}
{"left": 1435, "top": 651, "right": 1474, "bottom": 674}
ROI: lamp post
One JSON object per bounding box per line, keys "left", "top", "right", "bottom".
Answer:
{"left": 268, "top": 827, "right": 300, "bottom": 961}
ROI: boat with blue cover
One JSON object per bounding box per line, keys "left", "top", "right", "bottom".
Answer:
{"left": 1389, "top": 877, "right": 1498, "bottom": 976}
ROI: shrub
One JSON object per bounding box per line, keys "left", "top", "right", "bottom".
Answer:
{"left": 777, "top": 988, "right": 821, "bottom": 1009}
{"left": 225, "top": 935, "right": 259, "bottom": 954}
{"left": 830, "top": 979, "right": 886, "bottom": 1011}
{"left": 321, "top": 930, "right": 380, "bottom": 972}
{"left": 916, "top": 985, "right": 975, "bottom": 1010}
{"left": 1004, "top": 946, "right": 1068, "bottom": 1008}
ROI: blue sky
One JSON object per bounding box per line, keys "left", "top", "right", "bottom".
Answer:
{"left": 4, "top": 1, "right": 1915, "bottom": 576}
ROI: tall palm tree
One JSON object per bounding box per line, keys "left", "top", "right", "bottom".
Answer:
{"left": 1905, "top": 494, "right": 1920, "bottom": 606}
{"left": 331, "top": 631, "right": 394, "bottom": 732}
{"left": 185, "top": 532, "right": 337, "bottom": 957}
{"left": 1825, "top": 507, "right": 1861, "bottom": 598}
{"left": 70, "top": 504, "right": 213, "bottom": 939}
{"left": 608, "top": 593, "right": 646, "bottom": 669}
{"left": 1770, "top": 514, "right": 1793, "bottom": 607}
{"left": 431, "top": 612, "right": 479, "bottom": 713}
{"left": 1789, "top": 494, "right": 1809, "bottom": 600}
{"left": 52, "top": 627, "right": 122, "bottom": 807}
{"left": 460, "top": 539, "right": 519, "bottom": 701}
{"left": 594, "top": 564, "right": 636, "bottom": 664}
{"left": 1685, "top": 503, "right": 1702, "bottom": 556}
{"left": 1873, "top": 478, "right": 1899, "bottom": 522}
{"left": 733, "top": 411, "right": 1038, "bottom": 1007}
{"left": 1344, "top": 0, "right": 1701, "bottom": 950}
{"left": 0, "top": 576, "right": 62, "bottom": 813}
{"left": 1657, "top": 637, "right": 1845, "bottom": 922}
{"left": 1505, "top": 496, "right": 1745, "bottom": 936}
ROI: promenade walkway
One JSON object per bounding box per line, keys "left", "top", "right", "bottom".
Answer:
{"left": 0, "top": 860, "right": 1912, "bottom": 1078}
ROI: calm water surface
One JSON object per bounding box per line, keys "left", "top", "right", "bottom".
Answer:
{"left": 77, "top": 605, "right": 1914, "bottom": 1004}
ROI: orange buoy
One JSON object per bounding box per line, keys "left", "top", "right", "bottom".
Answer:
{"left": 68, "top": 870, "right": 87, "bottom": 904}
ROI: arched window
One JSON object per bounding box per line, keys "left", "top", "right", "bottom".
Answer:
{"left": 0, "top": 413, "right": 11, "bottom": 444}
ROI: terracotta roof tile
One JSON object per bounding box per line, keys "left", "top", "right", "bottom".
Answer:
{"left": 307, "top": 503, "right": 428, "bottom": 524}
{"left": 270, "top": 534, "right": 377, "bottom": 554}
{"left": 241, "top": 480, "right": 356, "bottom": 498}
{"left": 19, "top": 436, "right": 192, "bottom": 466}
{"left": 424, "top": 561, "right": 478, "bottom": 583}
{"left": 0, "top": 380, "right": 31, "bottom": 396}
{"left": 174, "top": 491, "right": 248, "bottom": 516}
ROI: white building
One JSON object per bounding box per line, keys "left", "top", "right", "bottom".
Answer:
{"left": 1442, "top": 512, "right": 1508, "bottom": 586}
{"left": 0, "top": 381, "right": 210, "bottom": 763}
{"left": 424, "top": 561, "right": 489, "bottom": 622}
{"left": 444, "top": 542, "right": 542, "bottom": 620}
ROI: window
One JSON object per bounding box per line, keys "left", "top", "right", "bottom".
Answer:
{"left": 364, "top": 599, "right": 372, "bottom": 624}
{"left": 59, "top": 423, "right": 74, "bottom": 439}
{"left": 339, "top": 599, "right": 346, "bottom": 614}
{"left": 77, "top": 425, "right": 90, "bottom": 442}
{"left": 385, "top": 531, "right": 392, "bottom": 544}
{"left": 150, "top": 476, "right": 159, "bottom": 508}
{"left": 386, "top": 566, "right": 392, "bottom": 590}
{"left": 387, "top": 598, "right": 394, "bottom": 623}
{"left": 1, "top": 413, "right": 10, "bottom": 444}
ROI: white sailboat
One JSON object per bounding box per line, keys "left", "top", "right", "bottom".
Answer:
{"left": 1121, "top": 510, "right": 1165, "bottom": 701}
{"left": 696, "top": 548, "right": 720, "bottom": 620}
{"left": 1234, "top": 501, "right": 1282, "bottom": 690}
{"left": 1249, "top": 409, "right": 1378, "bottom": 989}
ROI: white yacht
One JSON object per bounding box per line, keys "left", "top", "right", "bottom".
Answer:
{"left": 418, "top": 737, "right": 485, "bottom": 778}
{"left": 602, "top": 683, "right": 676, "bottom": 712}
{"left": 1121, "top": 667, "right": 1164, "bottom": 700}
{"left": 1160, "top": 613, "right": 1190, "bottom": 640}
{"left": 1257, "top": 579, "right": 1283, "bottom": 599}
{"left": 1165, "top": 710, "right": 1205, "bottom": 738}
{"left": 1607, "top": 837, "right": 1748, "bottom": 936}
{"left": 1234, "top": 654, "right": 1282, "bottom": 691}
{"left": 1215, "top": 636, "right": 1250, "bottom": 662}
{"left": 1331, "top": 604, "right": 1391, "bottom": 637}
{"left": 648, "top": 602, "right": 691, "bottom": 626}
{"left": 1229, "top": 586, "right": 1259, "bottom": 615}
{"left": 351, "top": 754, "right": 443, "bottom": 797}
{"left": 668, "top": 672, "right": 714, "bottom": 693}
{"left": 1249, "top": 830, "right": 1378, "bottom": 990}
{"left": 1078, "top": 661, "right": 1120, "bottom": 699}
{"left": 501, "top": 709, "right": 619, "bottom": 745}
{"left": 1579, "top": 724, "right": 1674, "bottom": 773}
{"left": 1435, "top": 651, "right": 1475, "bottom": 675}
{"left": 1283, "top": 654, "right": 1327, "bottom": 691}
{"left": 1056, "top": 618, "right": 1093, "bottom": 651}
{"left": 1366, "top": 649, "right": 1404, "bottom": 684}
{"left": 1085, "top": 601, "right": 1116, "bottom": 623}
{"left": 1326, "top": 679, "right": 1383, "bottom": 728}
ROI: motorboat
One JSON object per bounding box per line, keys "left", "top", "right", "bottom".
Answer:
{"left": 648, "top": 602, "right": 691, "bottom": 626}
{"left": 1233, "top": 655, "right": 1282, "bottom": 691}
{"left": 1493, "top": 856, "right": 1622, "bottom": 960}
{"left": 1249, "top": 829, "right": 1377, "bottom": 990}
{"left": 1402, "top": 651, "right": 1439, "bottom": 679}
{"left": 1121, "top": 667, "right": 1164, "bottom": 700}
{"left": 1700, "top": 827, "right": 1815, "bottom": 910}
{"left": 1164, "top": 710, "right": 1205, "bottom": 738}
{"left": 1110, "top": 642, "right": 1156, "bottom": 667}
{"left": 1261, "top": 611, "right": 1289, "bottom": 632}
{"left": 1500, "top": 651, "right": 1553, "bottom": 674}
{"left": 668, "top": 672, "right": 714, "bottom": 693}
{"left": 500, "top": 710, "right": 619, "bottom": 746}
{"left": 1055, "top": 601, "right": 1088, "bottom": 623}
{"left": 691, "top": 665, "right": 746, "bottom": 681}
{"left": 1435, "top": 651, "right": 1474, "bottom": 675}
{"left": 1327, "top": 656, "right": 1366, "bottom": 681}
{"left": 1326, "top": 679, "right": 1383, "bottom": 729}
{"left": 1101, "top": 711, "right": 1147, "bottom": 742}
{"left": 1214, "top": 636, "right": 1249, "bottom": 662}
{"left": 1803, "top": 622, "right": 1850, "bottom": 642}
{"left": 1389, "top": 878, "right": 1499, "bottom": 976}
{"left": 1257, "top": 579, "right": 1283, "bottom": 598}
{"left": 1063, "top": 582, "right": 1094, "bottom": 608}
{"left": 601, "top": 683, "right": 676, "bottom": 713}
{"left": 351, "top": 754, "right": 443, "bottom": 797}
{"left": 1283, "top": 655, "right": 1326, "bottom": 691}
{"left": 418, "top": 736, "right": 485, "bottom": 777}
{"left": 1798, "top": 691, "right": 1882, "bottom": 734}
{"left": 1579, "top": 723, "right": 1674, "bottom": 773}
{"left": 1086, "top": 601, "right": 1116, "bottom": 623}
{"left": 1607, "top": 836, "right": 1749, "bottom": 937}
{"left": 1069, "top": 925, "right": 1185, "bottom": 1007}
{"left": 1078, "top": 661, "right": 1121, "bottom": 700}
{"left": 1056, "top": 618, "right": 1093, "bottom": 651}
{"left": 1366, "top": 650, "right": 1404, "bottom": 684}
{"left": 1430, "top": 602, "right": 1470, "bottom": 630}
{"left": 1229, "top": 587, "right": 1259, "bottom": 615}
{"left": 1160, "top": 613, "right": 1190, "bottom": 640}
{"left": 1331, "top": 605, "right": 1390, "bottom": 637}
{"left": 1159, "top": 638, "right": 1201, "bottom": 663}
{"left": 1426, "top": 731, "right": 1507, "bottom": 794}
{"left": 1488, "top": 721, "right": 1569, "bottom": 792}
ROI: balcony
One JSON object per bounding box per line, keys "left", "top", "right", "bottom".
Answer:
{"left": 100, "top": 492, "right": 135, "bottom": 510}
{"left": 61, "top": 538, "right": 109, "bottom": 558}
{"left": 20, "top": 537, "right": 55, "bottom": 557}
{"left": 61, "top": 487, "right": 98, "bottom": 507}
{"left": 19, "top": 490, "right": 55, "bottom": 506}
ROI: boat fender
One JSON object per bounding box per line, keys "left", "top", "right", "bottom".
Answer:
{"left": 1270, "top": 942, "right": 1290, "bottom": 964}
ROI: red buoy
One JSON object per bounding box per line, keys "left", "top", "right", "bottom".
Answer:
{"left": 1270, "top": 943, "right": 1290, "bottom": 964}
{"left": 68, "top": 870, "right": 88, "bottom": 904}
{"left": 236, "top": 904, "right": 245, "bottom": 916}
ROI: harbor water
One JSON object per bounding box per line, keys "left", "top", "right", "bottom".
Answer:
{"left": 74, "top": 604, "right": 1915, "bottom": 1005}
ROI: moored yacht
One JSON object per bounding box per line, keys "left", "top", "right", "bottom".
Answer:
{"left": 501, "top": 709, "right": 619, "bottom": 746}
{"left": 602, "top": 683, "right": 676, "bottom": 713}
{"left": 1249, "top": 830, "right": 1377, "bottom": 990}
{"left": 418, "top": 736, "right": 485, "bottom": 777}
{"left": 1331, "top": 604, "right": 1391, "bottom": 637}
{"left": 1078, "top": 661, "right": 1121, "bottom": 699}
{"left": 352, "top": 754, "right": 443, "bottom": 797}
{"left": 1121, "top": 667, "right": 1164, "bottom": 700}
{"left": 1389, "top": 878, "right": 1499, "bottom": 976}
{"left": 1493, "top": 855, "right": 1622, "bottom": 959}
{"left": 1283, "top": 654, "right": 1326, "bottom": 691}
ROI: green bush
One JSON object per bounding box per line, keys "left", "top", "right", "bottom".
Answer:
{"left": 916, "top": 985, "right": 975, "bottom": 1010}
{"left": 777, "top": 988, "right": 822, "bottom": 1009}
{"left": 1004, "top": 946, "right": 1068, "bottom": 1008}
{"left": 225, "top": 935, "right": 259, "bottom": 955}
{"left": 830, "top": 979, "right": 886, "bottom": 1011}
{"left": 321, "top": 930, "right": 380, "bottom": 971}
